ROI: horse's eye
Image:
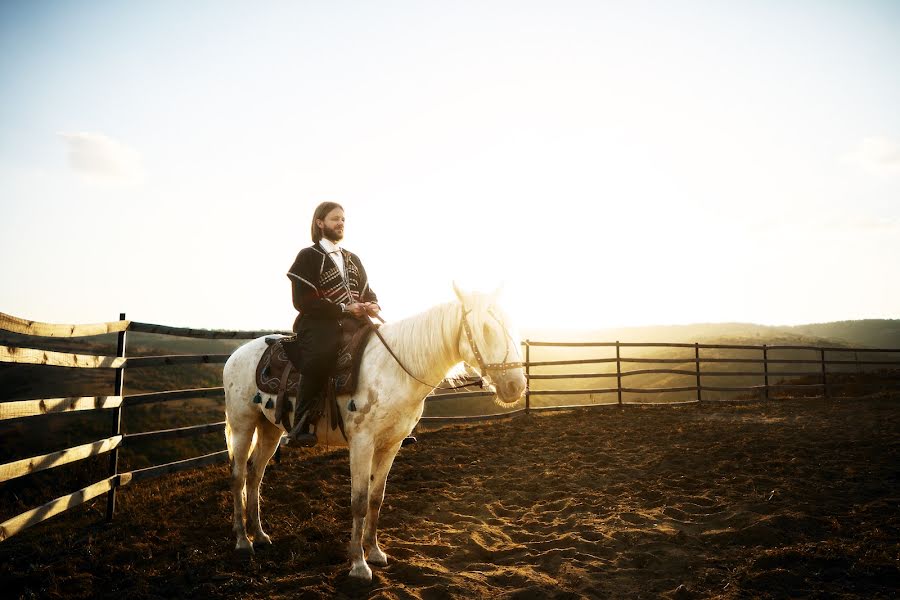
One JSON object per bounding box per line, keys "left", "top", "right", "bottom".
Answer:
{"left": 482, "top": 324, "right": 494, "bottom": 342}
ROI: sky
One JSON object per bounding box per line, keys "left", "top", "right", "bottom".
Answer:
{"left": 1, "top": 0, "right": 898, "bottom": 333}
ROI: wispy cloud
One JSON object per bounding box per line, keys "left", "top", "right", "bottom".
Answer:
{"left": 843, "top": 136, "right": 900, "bottom": 176}
{"left": 58, "top": 131, "right": 144, "bottom": 185}
{"left": 843, "top": 216, "right": 899, "bottom": 231}
{"left": 738, "top": 214, "right": 898, "bottom": 236}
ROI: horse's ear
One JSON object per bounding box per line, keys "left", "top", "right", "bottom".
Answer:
{"left": 452, "top": 281, "right": 467, "bottom": 303}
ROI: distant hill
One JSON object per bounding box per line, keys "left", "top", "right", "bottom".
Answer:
{"left": 782, "top": 320, "right": 900, "bottom": 349}
{"left": 523, "top": 319, "right": 900, "bottom": 349}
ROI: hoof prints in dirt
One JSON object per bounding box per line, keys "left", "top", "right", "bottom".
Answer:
{"left": 1, "top": 397, "right": 898, "bottom": 599}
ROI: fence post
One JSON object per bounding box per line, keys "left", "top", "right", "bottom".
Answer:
{"left": 694, "top": 343, "right": 702, "bottom": 402}
{"left": 106, "top": 312, "right": 127, "bottom": 522}
{"left": 524, "top": 340, "right": 531, "bottom": 414}
{"left": 821, "top": 348, "right": 828, "bottom": 399}
{"left": 763, "top": 344, "right": 769, "bottom": 400}
{"left": 616, "top": 341, "right": 622, "bottom": 406}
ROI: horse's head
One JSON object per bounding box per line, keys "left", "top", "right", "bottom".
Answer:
{"left": 453, "top": 284, "right": 527, "bottom": 404}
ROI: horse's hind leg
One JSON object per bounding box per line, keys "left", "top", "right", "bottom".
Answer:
{"left": 229, "top": 420, "right": 256, "bottom": 556}
{"left": 246, "top": 417, "right": 282, "bottom": 548}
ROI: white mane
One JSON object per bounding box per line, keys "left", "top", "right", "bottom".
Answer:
{"left": 377, "top": 301, "right": 462, "bottom": 384}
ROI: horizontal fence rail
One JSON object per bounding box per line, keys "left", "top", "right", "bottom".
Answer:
{"left": 122, "top": 450, "right": 230, "bottom": 485}
{"left": 129, "top": 321, "right": 291, "bottom": 339}
{"left": 124, "top": 422, "right": 226, "bottom": 444}
{"left": 1, "top": 309, "right": 899, "bottom": 544}
{"left": 0, "top": 396, "right": 123, "bottom": 420}
{"left": 122, "top": 387, "right": 225, "bottom": 407}
{"left": 123, "top": 354, "right": 232, "bottom": 368}
{"left": 0, "top": 312, "right": 130, "bottom": 338}
{"left": 0, "top": 345, "right": 126, "bottom": 369}
{"left": 0, "top": 476, "right": 121, "bottom": 543}
{"left": 0, "top": 436, "right": 123, "bottom": 484}
{"left": 418, "top": 408, "right": 526, "bottom": 424}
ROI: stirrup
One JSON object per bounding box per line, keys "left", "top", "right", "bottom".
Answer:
{"left": 284, "top": 432, "right": 317, "bottom": 447}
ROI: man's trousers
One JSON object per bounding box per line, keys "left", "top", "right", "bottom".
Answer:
{"left": 294, "top": 316, "right": 341, "bottom": 414}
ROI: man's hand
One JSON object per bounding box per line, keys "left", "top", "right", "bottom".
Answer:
{"left": 346, "top": 303, "right": 368, "bottom": 318}
{"left": 346, "top": 302, "right": 380, "bottom": 318}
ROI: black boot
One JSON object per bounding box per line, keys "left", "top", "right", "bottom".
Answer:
{"left": 284, "top": 410, "right": 317, "bottom": 447}
{"left": 286, "top": 372, "right": 324, "bottom": 447}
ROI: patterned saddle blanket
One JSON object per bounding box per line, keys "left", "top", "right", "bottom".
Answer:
{"left": 253, "top": 321, "right": 377, "bottom": 434}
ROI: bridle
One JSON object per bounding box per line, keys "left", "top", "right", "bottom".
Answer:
{"left": 458, "top": 305, "right": 524, "bottom": 377}
{"left": 369, "top": 301, "right": 524, "bottom": 390}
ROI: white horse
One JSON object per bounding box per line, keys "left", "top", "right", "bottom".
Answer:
{"left": 223, "top": 285, "right": 527, "bottom": 581}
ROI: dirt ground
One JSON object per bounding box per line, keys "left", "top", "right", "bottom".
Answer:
{"left": 2, "top": 395, "right": 898, "bottom": 599}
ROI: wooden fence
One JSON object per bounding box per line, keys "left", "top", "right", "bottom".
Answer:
{"left": 518, "top": 339, "right": 900, "bottom": 410}
{"left": 1, "top": 311, "right": 899, "bottom": 543}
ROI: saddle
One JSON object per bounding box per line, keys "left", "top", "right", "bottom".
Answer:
{"left": 254, "top": 320, "right": 377, "bottom": 439}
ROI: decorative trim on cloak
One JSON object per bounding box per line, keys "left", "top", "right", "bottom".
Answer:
{"left": 287, "top": 272, "right": 319, "bottom": 291}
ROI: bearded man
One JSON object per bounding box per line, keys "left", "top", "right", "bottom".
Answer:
{"left": 285, "top": 201, "right": 380, "bottom": 445}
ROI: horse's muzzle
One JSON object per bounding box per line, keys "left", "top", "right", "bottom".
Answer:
{"left": 495, "top": 373, "right": 527, "bottom": 404}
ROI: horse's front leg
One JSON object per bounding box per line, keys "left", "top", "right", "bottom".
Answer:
{"left": 364, "top": 442, "right": 402, "bottom": 566}
{"left": 348, "top": 437, "right": 375, "bottom": 581}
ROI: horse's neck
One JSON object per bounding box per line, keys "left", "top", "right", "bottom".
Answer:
{"left": 378, "top": 301, "right": 461, "bottom": 387}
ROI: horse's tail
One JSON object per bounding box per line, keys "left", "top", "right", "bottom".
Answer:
{"left": 224, "top": 401, "right": 259, "bottom": 465}
{"left": 224, "top": 412, "right": 234, "bottom": 463}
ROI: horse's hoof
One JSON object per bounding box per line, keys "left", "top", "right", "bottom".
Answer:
{"left": 366, "top": 548, "right": 389, "bottom": 566}
{"left": 234, "top": 545, "right": 254, "bottom": 560}
{"left": 349, "top": 562, "right": 373, "bottom": 582}
{"left": 253, "top": 533, "right": 273, "bottom": 548}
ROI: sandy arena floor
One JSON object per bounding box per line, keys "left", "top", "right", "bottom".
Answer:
{"left": 2, "top": 396, "right": 898, "bottom": 599}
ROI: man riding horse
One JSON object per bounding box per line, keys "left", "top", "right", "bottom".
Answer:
{"left": 285, "top": 201, "right": 412, "bottom": 447}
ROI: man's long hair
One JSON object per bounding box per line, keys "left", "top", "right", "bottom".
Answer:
{"left": 310, "top": 201, "right": 344, "bottom": 243}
